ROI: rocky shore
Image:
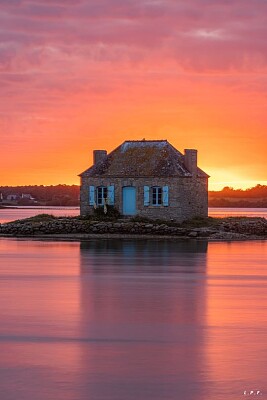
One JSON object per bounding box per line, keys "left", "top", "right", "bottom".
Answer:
{"left": 0, "top": 214, "right": 266, "bottom": 241}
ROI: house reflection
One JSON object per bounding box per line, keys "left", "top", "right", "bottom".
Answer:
{"left": 80, "top": 239, "right": 208, "bottom": 273}
{"left": 78, "top": 239, "right": 209, "bottom": 400}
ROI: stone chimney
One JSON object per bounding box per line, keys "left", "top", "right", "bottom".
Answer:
{"left": 93, "top": 150, "right": 107, "bottom": 165}
{"left": 184, "top": 149, "right": 198, "bottom": 176}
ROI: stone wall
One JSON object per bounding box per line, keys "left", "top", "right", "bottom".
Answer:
{"left": 81, "top": 176, "right": 208, "bottom": 222}
{"left": 1, "top": 217, "right": 266, "bottom": 240}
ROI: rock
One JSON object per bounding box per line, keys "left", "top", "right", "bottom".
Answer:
{"left": 188, "top": 231, "right": 198, "bottom": 237}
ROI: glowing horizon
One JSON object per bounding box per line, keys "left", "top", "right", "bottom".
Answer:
{"left": 1, "top": 1, "right": 266, "bottom": 189}
{"left": 1, "top": 163, "right": 266, "bottom": 192}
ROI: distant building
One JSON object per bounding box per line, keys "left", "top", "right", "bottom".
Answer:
{"left": 21, "top": 194, "right": 35, "bottom": 201}
{"left": 6, "top": 194, "right": 20, "bottom": 201}
{"left": 4, "top": 193, "right": 36, "bottom": 204}
{"left": 79, "top": 140, "right": 209, "bottom": 222}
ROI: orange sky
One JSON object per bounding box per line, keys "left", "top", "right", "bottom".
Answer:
{"left": 0, "top": 1, "right": 266, "bottom": 190}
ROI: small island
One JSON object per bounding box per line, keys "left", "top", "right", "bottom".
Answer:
{"left": 0, "top": 213, "right": 266, "bottom": 241}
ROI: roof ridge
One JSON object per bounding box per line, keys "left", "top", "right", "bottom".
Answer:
{"left": 79, "top": 139, "right": 209, "bottom": 178}
{"left": 123, "top": 139, "right": 168, "bottom": 142}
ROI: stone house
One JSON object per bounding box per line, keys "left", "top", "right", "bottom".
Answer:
{"left": 79, "top": 140, "right": 209, "bottom": 222}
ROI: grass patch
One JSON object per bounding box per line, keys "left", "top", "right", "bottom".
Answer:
{"left": 72, "top": 206, "right": 121, "bottom": 221}
{"left": 131, "top": 216, "right": 220, "bottom": 227}
{"left": 11, "top": 213, "right": 56, "bottom": 224}
{"left": 130, "top": 216, "right": 153, "bottom": 223}
{"left": 182, "top": 216, "right": 219, "bottom": 228}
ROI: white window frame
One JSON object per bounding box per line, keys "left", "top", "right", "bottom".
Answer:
{"left": 152, "top": 186, "right": 162, "bottom": 206}
{"left": 97, "top": 186, "right": 107, "bottom": 206}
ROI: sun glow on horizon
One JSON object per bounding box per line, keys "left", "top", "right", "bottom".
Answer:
{"left": 1, "top": 171, "right": 266, "bottom": 192}
{"left": 0, "top": 1, "right": 266, "bottom": 186}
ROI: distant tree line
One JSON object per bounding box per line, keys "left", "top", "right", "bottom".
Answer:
{"left": 0, "top": 185, "right": 79, "bottom": 206}
{"left": 209, "top": 184, "right": 267, "bottom": 198}
{"left": 1, "top": 184, "right": 266, "bottom": 207}
{"left": 209, "top": 184, "right": 267, "bottom": 207}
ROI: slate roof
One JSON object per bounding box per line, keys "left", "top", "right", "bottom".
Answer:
{"left": 79, "top": 140, "right": 208, "bottom": 178}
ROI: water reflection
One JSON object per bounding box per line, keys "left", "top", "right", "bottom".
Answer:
{"left": 0, "top": 239, "right": 266, "bottom": 400}
{"left": 80, "top": 239, "right": 208, "bottom": 272}
{"left": 79, "top": 240, "right": 208, "bottom": 400}
{"left": 205, "top": 241, "right": 267, "bottom": 399}
{"left": 0, "top": 239, "right": 83, "bottom": 400}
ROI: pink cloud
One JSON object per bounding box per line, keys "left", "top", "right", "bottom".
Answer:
{"left": 1, "top": 0, "right": 267, "bottom": 130}
{"left": 0, "top": 0, "right": 266, "bottom": 69}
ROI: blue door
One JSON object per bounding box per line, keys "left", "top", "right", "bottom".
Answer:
{"left": 122, "top": 187, "right": 136, "bottom": 215}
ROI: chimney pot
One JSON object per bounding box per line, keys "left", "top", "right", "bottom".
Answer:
{"left": 93, "top": 150, "right": 107, "bottom": 165}
{"left": 184, "top": 149, "right": 198, "bottom": 176}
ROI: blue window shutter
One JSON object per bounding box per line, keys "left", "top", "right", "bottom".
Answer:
{"left": 144, "top": 186, "right": 150, "bottom": 206}
{"left": 163, "top": 186, "right": 169, "bottom": 206}
{"left": 89, "top": 186, "right": 95, "bottom": 205}
{"left": 107, "top": 185, "right": 115, "bottom": 205}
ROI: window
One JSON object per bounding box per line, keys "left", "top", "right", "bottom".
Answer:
{"left": 152, "top": 187, "right": 162, "bottom": 206}
{"left": 143, "top": 185, "right": 169, "bottom": 206}
{"left": 97, "top": 186, "right": 107, "bottom": 205}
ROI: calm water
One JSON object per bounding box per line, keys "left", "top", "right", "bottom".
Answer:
{"left": 0, "top": 207, "right": 266, "bottom": 224}
{"left": 0, "top": 207, "right": 79, "bottom": 224}
{"left": 209, "top": 207, "right": 267, "bottom": 219}
{"left": 0, "top": 238, "right": 266, "bottom": 400}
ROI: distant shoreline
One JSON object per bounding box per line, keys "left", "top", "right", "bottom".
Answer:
{"left": 1, "top": 183, "right": 266, "bottom": 209}
{"left": 0, "top": 205, "right": 79, "bottom": 209}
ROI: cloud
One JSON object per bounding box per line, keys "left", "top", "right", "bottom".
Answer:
{"left": 1, "top": 0, "right": 267, "bottom": 121}
{"left": 0, "top": 0, "right": 266, "bottom": 71}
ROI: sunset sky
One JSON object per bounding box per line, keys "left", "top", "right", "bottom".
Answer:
{"left": 1, "top": 0, "right": 267, "bottom": 190}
